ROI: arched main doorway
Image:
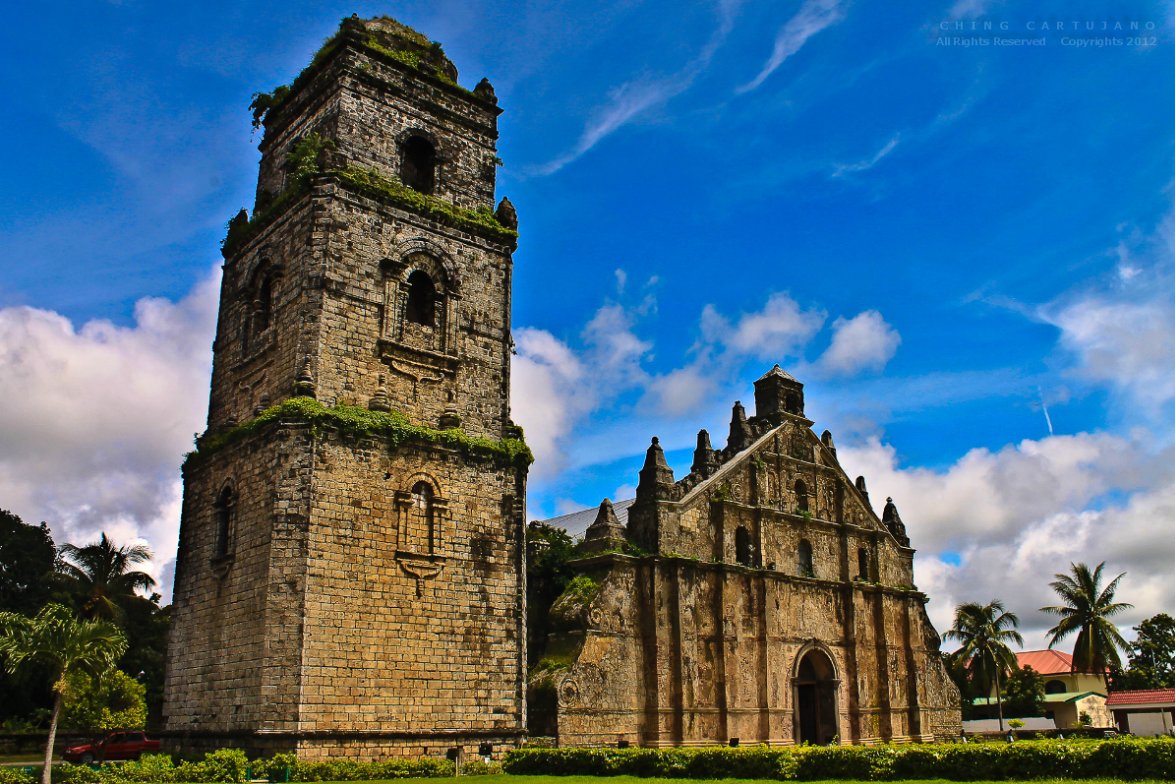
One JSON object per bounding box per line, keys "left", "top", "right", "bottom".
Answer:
{"left": 794, "top": 648, "right": 838, "bottom": 745}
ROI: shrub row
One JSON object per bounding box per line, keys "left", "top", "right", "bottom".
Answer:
{"left": 0, "top": 748, "right": 470, "bottom": 784}
{"left": 252, "top": 753, "right": 457, "bottom": 782}
{"left": 502, "top": 737, "right": 1175, "bottom": 781}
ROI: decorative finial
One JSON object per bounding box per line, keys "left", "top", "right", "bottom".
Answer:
{"left": 691, "top": 429, "right": 718, "bottom": 477}
{"left": 495, "top": 197, "right": 517, "bottom": 231}
{"left": 727, "top": 400, "right": 752, "bottom": 452}
{"left": 368, "top": 375, "right": 391, "bottom": 413}
{"left": 474, "top": 77, "right": 498, "bottom": 104}
{"left": 293, "top": 356, "right": 316, "bottom": 398}
{"left": 582, "top": 498, "right": 629, "bottom": 554}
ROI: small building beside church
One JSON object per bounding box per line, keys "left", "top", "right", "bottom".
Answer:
{"left": 1107, "top": 689, "right": 1175, "bottom": 736}
{"left": 1013, "top": 650, "right": 1111, "bottom": 729}
{"left": 534, "top": 367, "right": 961, "bottom": 746}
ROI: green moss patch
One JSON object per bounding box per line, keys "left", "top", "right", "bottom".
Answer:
{"left": 249, "top": 16, "right": 473, "bottom": 131}
{"left": 222, "top": 162, "right": 515, "bottom": 258}
{"left": 549, "top": 575, "right": 600, "bottom": 627}
{"left": 336, "top": 165, "right": 517, "bottom": 242}
{"left": 185, "top": 396, "right": 532, "bottom": 470}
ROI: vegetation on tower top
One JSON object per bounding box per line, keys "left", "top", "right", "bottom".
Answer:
{"left": 249, "top": 16, "right": 469, "bottom": 131}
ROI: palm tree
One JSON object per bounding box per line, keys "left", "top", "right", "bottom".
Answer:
{"left": 0, "top": 603, "right": 126, "bottom": 784}
{"left": 944, "top": 600, "right": 1024, "bottom": 732}
{"left": 1041, "top": 561, "right": 1132, "bottom": 678}
{"left": 57, "top": 533, "right": 155, "bottom": 621}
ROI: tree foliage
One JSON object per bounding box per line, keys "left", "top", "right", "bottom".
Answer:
{"left": 525, "top": 521, "right": 577, "bottom": 667}
{"left": 0, "top": 510, "right": 58, "bottom": 725}
{"left": 61, "top": 667, "right": 146, "bottom": 731}
{"left": 1041, "top": 561, "right": 1131, "bottom": 673}
{"left": 1002, "top": 664, "right": 1045, "bottom": 718}
{"left": 57, "top": 533, "right": 156, "bottom": 622}
{"left": 944, "top": 599, "right": 1023, "bottom": 730}
{"left": 0, "top": 603, "right": 126, "bottom": 784}
{"left": 0, "top": 510, "right": 57, "bottom": 615}
{"left": 1113, "top": 612, "right": 1175, "bottom": 690}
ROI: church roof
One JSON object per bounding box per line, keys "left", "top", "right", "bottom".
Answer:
{"left": 757, "top": 363, "right": 798, "bottom": 383}
{"left": 1016, "top": 649, "right": 1076, "bottom": 675}
{"left": 540, "top": 498, "right": 635, "bottom": 539}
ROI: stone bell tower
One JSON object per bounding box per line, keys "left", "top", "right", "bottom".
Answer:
{"left": 163, "top": 16, "right": 529, "bottom": 759}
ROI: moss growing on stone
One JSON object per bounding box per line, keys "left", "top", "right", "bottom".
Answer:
{"left": 249, "top": 16, "right": 473, "bottom": 131}
{"left": 336, "top": 165, "right": 517, "bottom": 242}
{"left": 221, "top": 162, "right": 515, "bottom": 259}
{"left": 185, "top": 396, "right": 532, "bottom": 470}
{"left": 549, "top": 575, "right": 600, "bottom": 627}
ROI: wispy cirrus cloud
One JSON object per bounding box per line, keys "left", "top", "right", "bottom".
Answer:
{"left": 831, "top": 134, "right": 901, "bottom": 177}
{"left": 736, "top": 0, "right": 846, "bottom": 94}
{"left": 534, "top": 0, "right": 741, "bottom": 175}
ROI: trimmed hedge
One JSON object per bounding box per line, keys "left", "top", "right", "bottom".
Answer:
{"left": 252, "top": 754, "right": 453, "bottom": 781}
{"left": 502, "top": 737, "right": 1175, "bottom": 780}
{"left": 39, "top": 749, "right": 457, "bottom": 784}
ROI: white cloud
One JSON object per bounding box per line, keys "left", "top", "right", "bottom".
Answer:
{"left": 817, "top": 310, "right": 901, "bottom": 375}
{"left": 837, "top": 431, "right": 1175, "bottom": 648}
{"left": 644, "top": 365, "right": 719, "bottom": 417}
{"left": 1044, "top": 296, "right": 1175, "bottom": 416}
{"left": 511, "top": 297, "right": 654, "bottom": 478}
{"left": 736, "top": 0, "right": 846, "bottom": 94}
{"left": 703, "top": 292, "right": 826, "bottom": 359}
{"left": 947, "top": 0, "right": 999, "bottom": 20}
{"left": 514, "top": 289, "right": 896, "bottom": 483}
{"left": 0, "top": 267, "right": 220, "bottom": 601}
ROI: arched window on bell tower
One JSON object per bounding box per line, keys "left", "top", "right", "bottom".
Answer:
{"left": 242, "top": 264, "right": 280, "bottom": 357}
{"left": 401, "top": 135, "right": 437, "bottom": 194}
{"left": 407, "top": 481, "right": 435, "bottom": 555}
{"left": 213, "top": 484, "right": 235, "bottom": 560}
{"left": 405, "top": 270, "right": 437, "bottom": 326}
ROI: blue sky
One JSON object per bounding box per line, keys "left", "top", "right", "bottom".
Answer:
{"left": 1, "top": 0, "right": 1173, "bottom": 647}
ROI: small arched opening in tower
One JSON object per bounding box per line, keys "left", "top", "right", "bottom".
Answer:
{"left": 405, "top": 270, "right": 437, "bottom": 326}
{"left": 401, "top": 135, "right": 437, "bottom": 194}
{"left": 214, "top": 485, "right": 235, "bottom": 559}
{"left": 408, "top": 481, "right": 435, "bottom": 554}
{"left": 254, "top": 276, "right": 273, "bottom": 333}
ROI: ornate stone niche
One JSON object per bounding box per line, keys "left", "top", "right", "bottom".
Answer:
{"left": 392, "top": 479, "right": 449, "bottom": 595}
{"left": 378, "top": 249, "right": 461, "bottom": 386}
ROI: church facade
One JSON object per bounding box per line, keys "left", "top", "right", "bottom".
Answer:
{"left": 539, "top": 367, "right": 962, "bottom": 746}
{"left": 162, "top": 17, "right": 528, "bottom": 759}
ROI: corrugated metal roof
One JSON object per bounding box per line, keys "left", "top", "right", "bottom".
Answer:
{"left": 1107, "top": 688, "right": 1175, "bottom": 707}
{"left": 1016, "top": 649, "right": 1075, "bottom": 675}
{"left": 539, "top": 498, "right": 636, "bottom": 540}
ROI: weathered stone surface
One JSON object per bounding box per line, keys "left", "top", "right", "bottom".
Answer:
{"left": 542, "top": 372, "right": 961, "bottom": 746}
{"left": 163, "top": 16, "right": 526, "bottom": 760}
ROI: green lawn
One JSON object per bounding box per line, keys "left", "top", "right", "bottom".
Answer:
{"left": 303, "top": 778, "right": 1175, "bottom": 784}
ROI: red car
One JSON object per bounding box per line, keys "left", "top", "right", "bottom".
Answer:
{"left": 62, "top": 731, "right": 161, "bottom": 764}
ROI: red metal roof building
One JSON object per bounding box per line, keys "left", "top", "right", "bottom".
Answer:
{"left": 1106, "top": 689, "right": 1175, "bottom": 736}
